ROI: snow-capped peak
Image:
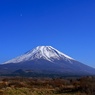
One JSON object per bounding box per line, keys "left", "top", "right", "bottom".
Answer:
{"left": 4, "top": 46, "right": 74, "bottom": 64}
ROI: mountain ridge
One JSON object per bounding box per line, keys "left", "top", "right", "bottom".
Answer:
{"left": 1, "top": 46, "right": 95, "bottom": 76}
{"left": 4, "top": 46, "right": 74, "bottom": 64}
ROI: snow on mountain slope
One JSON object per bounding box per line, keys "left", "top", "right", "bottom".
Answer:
{"left": 4, "top": 46, "right": 74, "bottom": 64}
{"left": 2, "top": 46, "right": 95, "bottom": 76}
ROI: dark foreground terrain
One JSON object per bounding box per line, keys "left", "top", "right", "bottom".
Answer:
{"left": 0, "top": 76, "right": 95, "bottom": 95}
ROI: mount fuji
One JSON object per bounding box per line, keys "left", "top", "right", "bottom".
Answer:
{"left": 4, "top": 46, "right": 74, "bottom": 64}
{"left": 0, "top": 46, "right": 95, "bottom": 76}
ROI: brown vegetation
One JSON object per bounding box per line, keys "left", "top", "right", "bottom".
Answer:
{"left": 0, "top": 76, "right": 94, "bottom": 95}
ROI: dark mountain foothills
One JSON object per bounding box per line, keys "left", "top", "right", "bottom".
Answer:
{"left": 0, "top": 46, "right": 95, "bottom": 77}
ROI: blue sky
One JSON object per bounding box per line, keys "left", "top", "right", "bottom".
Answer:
{"left": 0, "top": 0, "right": 95, "bottom": 67}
